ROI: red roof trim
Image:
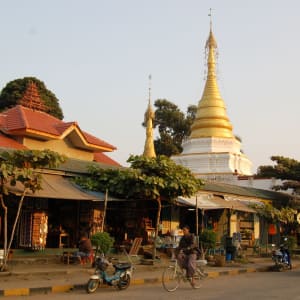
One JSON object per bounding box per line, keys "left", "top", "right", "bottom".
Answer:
{"left": 93, "top": 152, "right": 121, "bottom": 166}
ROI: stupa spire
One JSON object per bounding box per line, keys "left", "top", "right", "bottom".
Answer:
{"left": 190, "top": 15, "right": 234, "bottom": 139}
{"left": 143, "top": 75, "right": 156, "bottom": 158}
{"left": 19, "top": 81, "right": 47, "bottom": 112}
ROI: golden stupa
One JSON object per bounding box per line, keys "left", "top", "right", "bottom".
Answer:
{"left": 143, "top": 77, "right": 156, "bottom": 158}
{"left": 190, "top": 26, "right": 234, "bottom": 139}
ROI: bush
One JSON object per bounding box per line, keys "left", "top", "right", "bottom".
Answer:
{"left": 91, "top": 232, "right": 115, "bottom": 255}
{"left": 198, "top": 229, "right": 217, "bottom": 259}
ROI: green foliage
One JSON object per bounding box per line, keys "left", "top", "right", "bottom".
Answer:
{"left": 0, "top": 149, "right": 66, "bottom": 194}
{"left": 251, "top": 203, "right": 298, "bottom": 235}
{"left": 278, "top": 207, "right": 297, "bottom": 224}
{"left": 251, "top": 203, "right": 281, "bottom": 223}
{"left": 75, "top": 155, "right": 203, "bottom": 202}
{"left": 0, "top": 77, "right": 64, "bottom": 119}
{"left": 256, "top": 156, "right": 300, "bottom": 195}
{"left": 91, "top": 232, "right": 115, "bottom": 255}
{"left": 198, "top": 229, "right": 217, "bottom": 250}
{"left": 151, "top": 99, "right": 197, "bottom": 156}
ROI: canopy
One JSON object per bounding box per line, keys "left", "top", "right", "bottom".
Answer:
{"left": 177, "top": 194, "right": 256, "bottom": 212}
{"left": 8, "top": 173, "right": 105, "bottom": 201}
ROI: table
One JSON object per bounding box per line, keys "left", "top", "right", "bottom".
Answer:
{"left": 61, "top": 251, "right": 79, "bottom": 264}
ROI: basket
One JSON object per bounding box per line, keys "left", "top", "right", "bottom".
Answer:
{"left": 214, "top": 255, "right": 226, "bottom": 267}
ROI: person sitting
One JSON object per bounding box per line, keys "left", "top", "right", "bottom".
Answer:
{"left": 75, "top": 233, "right": 93, "bottom": 264}
{"left": 175, "top": 225, "right": 198, "bottom": 286}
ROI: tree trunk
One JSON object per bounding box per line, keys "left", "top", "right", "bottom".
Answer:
{"left": 101, "top": 189, "right": 108, "bottom": 232}
{"left": 6, "top": 189, "right": 27, "bottom": 261}
{"left": 0, "top": 195, "right": 7, "bottom": 271}
{"left": 152, "top": 197, "right": 161, "bottom": 260}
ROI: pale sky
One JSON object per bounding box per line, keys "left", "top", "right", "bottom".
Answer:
{"left": 0, "top": 0, "right": 299, "bottom": 173}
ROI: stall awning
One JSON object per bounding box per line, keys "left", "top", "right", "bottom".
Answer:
{"left": 177, "top": 194, "right": 256, "bottom": 213}
{"left": 8, "top": 173, "right": 105, "bottom": 201}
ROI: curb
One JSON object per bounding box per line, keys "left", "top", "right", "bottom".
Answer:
{"left": 0, "top": 266, "right": 271, "bottom": 297}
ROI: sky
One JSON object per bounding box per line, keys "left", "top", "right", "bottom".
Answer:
{"left": 0, "top": 0, "right": 299, "bottom": 173}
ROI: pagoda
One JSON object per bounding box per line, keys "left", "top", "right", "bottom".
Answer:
{"left": 142, "top": 76, "right": 156, "bottom": 158}
{"left": 19, "top": 81, "right": 47, "bottom": 112}
{"left": 172, "top": 22, "right": 252, "bottom": 182}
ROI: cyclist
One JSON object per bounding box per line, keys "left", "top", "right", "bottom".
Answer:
{"left": 175, "top": 225, "right": 198, "bottom": 286}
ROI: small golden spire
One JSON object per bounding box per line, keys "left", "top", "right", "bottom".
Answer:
{"left": 143, "top": 75, "right": 156, "bottom": 158}
{"left": 190, "top": 17, "right": 234, "bottom": 139}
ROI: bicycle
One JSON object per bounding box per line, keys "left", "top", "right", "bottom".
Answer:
{"left": 162, "top": 258, "right": 207, "bottom": 292}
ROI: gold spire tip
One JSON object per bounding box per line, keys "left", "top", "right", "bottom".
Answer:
{"left": 148, "top": 74, "right": 152, "bottom": 105}
{"left": 208, "top": 8, "right": 213, "bottom": 31}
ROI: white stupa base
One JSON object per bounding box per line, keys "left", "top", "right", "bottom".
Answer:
{"left": 172, "top": 137, "right": 252, "bottom": 182}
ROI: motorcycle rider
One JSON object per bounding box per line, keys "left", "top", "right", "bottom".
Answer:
{"left": 280, "top": 237, "right": 292, "bottom": 269}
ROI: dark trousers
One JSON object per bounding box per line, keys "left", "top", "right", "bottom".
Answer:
{"left": 177, "top": 252, "right": 197, "bottom": 277}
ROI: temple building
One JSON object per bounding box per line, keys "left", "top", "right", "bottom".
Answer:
{"left": 172, "top": 23, "right": 252, "bottom": 183}
{"left": 0, "top": 81, "right": 121, "bottom": 250}
{"left": 170, "top": 21, "right": 293, "bottom": 249}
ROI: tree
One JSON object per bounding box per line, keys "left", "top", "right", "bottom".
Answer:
{"left": 75, "top": 154, "right": 203, "bottom": 258}
{"left": 198, "top": 229, "right": 217, "bottom": 260}
{"left": 0, "top": 149, "right": 65, "bottom": 271}
{"left": 91, "top": 232, "right": 115, "bottom": 255}
{"left": 251, "top": 202, "right": 297, "bottom": 243}
{"left": 152, "top": 99, "right": 197, "bottom": 156}
{"left": 256, "top": 156, "right": 300, "bottom": 193}
{"left": 0, "top": 77, "right": 64, "bottom": 119}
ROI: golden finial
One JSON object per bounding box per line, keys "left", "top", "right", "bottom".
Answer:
{"left": 148, "top": 74, "right": 152, "bottom": 105}
{"left": 208, "top": 8, "right": 212, "bottom": 31}
{"left": 205, "top": 8, "right": 217, "bottom": 50}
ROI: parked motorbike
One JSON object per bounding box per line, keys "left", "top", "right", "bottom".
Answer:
{"left": 271, "top": 239, "right": 292, "bottom": 271}
{"left": 86, "top": 254, "right": 133, "bottom": 293}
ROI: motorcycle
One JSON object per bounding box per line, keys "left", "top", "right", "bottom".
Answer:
{"left": 86, "top": 254, "right": 133, "bottom": 293}
{"left": 271, "top": 240, "right": 292, "bottom": 271}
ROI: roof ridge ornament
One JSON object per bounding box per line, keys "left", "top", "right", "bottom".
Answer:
{"left": 19, "top": 81, "right": 48, "bottom": 113}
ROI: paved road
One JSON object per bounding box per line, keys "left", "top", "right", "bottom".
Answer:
{"left": 5, "top": 268, "right": 300, "bottom": 300}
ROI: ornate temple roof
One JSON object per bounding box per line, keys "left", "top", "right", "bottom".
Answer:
{"left": 190, "top": 25, "right": 234, "bottom": 139}
{"left": 19, "top": 81, "right": 47, "bottom": 112}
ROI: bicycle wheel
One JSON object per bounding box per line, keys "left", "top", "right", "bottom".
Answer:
{"left": 190, "top": 268, "right": 206, "bottom": 289}
{"left": 162, "top": 266, "right": 180, "bottom": 292}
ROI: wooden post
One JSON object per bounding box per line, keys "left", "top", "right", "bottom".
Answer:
{"left": 101, "top": 189, "right": 108, "bottom": 232}
{"left": 196, "top": 196, "right": 199, "bottom": 247}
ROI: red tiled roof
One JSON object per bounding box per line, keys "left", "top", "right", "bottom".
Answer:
{"left": 0, "top": 133, "right": 27, "bottom": 150}
{"left": 93, "top": 152, "right": 121, "bottom": 167}
{"left": 0, "top": 105, "right": 116, "bottom": 151}
{"left": 82, "top": 131, "right": 116, "bottom": 151}
{"left": 3, "top": 105, "right": 62, "bottom": 135}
